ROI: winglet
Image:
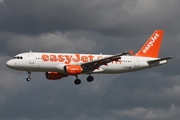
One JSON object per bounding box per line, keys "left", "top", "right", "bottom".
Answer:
{"left": 135, "top": 30, "right": 164, "bottom": 58}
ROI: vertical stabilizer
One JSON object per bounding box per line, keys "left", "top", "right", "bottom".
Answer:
{"left": 135, "top": 30, "right": 164, "bottom": 58}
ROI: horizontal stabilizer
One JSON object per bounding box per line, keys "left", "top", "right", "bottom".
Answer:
{"left": 147, "top": 57, "right": 173, "bottom": 64}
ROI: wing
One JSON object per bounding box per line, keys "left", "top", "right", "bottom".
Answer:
{"left": 81, "top": 51, "right": 132, "bottom": 72}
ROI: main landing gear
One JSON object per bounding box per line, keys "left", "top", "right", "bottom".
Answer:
{"left": 26, "top": 71, "right": 31, "bottom": 81}
{"left": 74, "top": 76, "right": 81, "bottom": 85}
{"left": 74, "top": 75, "right": 94, "bottom": 85}
{"left": 87, "top": 75, "right": 94, "bottom": 82}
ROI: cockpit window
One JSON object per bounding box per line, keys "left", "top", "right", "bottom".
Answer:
{"left": 13, "top": 56, "right": 23, "bottom": 59}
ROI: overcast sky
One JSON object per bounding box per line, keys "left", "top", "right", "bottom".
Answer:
{"left": 0, "top": 0, "right": 180, "bottom": 120}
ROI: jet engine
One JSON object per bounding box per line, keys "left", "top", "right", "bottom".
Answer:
{"left": 64, "top": 65, "right": 83, "bottom": 75}
{"left": 45, "top": 72, "right": 67, "bottom": 80}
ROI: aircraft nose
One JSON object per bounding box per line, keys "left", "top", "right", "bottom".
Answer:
{"left": 6, "top": 60, "right": 15, "bottom": 68}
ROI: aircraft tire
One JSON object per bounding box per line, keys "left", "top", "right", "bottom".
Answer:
{"left": 74, "top": 79, "right": 81, "bottom": 85}
{"left": 87, "top": 76, "right": 94, "bottom": 82}
{"left": 26, "top": 77, "right": 31, "bottom": 81}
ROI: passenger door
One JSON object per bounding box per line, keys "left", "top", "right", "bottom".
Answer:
{"left": 28, "top": 53, "right": 34, "bottom": 64}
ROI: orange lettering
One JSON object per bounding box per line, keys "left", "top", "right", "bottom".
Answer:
{"left": 42, "top": 54, "right": 49, "bottom": 62}
{"left": 81, "top": 56, "right": 88, "bottom": 62}
{"left": 97, "top": 56, "right": 103, "bottom": 59}
{"left": 64, "top": 55, "right": 72, "bottom": 64}
{"left": 50, "top": 55, "right": 57, "bottom": 62}
{"left": 112, "top": 59, "right": 122, "bottom": 64}
{"left": 72, "top": 54, "right": 80, "bottom": 62}
{"left": 41, "top": 54, "right": 109, "bottom": 64}
{"left": 118, "top": 59, "right": 122, "bottom": 64}
{"left": 88, "top": 55, "right": 94, "bottom": 61}
{"left": 58, "top": 55, "right": 64, "bottom": 62}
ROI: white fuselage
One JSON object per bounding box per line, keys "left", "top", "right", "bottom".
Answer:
{"left": 5, "top": 30, "right": 171, "bottom": 84}
{"left": 6, "top": 52, "right": 166, "bottom": 74}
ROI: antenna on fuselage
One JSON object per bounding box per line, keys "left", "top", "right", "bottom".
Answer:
{"left": 30, "top": 50, "right": 32, "bottom": 53}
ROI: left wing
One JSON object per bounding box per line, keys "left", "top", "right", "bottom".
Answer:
{"left": 81, "top": 51, "right": 132, "bottom": 72}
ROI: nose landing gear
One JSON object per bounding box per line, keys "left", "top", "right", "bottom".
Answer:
{"left": 26, "top": 71, "right": 31, "bottom": 81}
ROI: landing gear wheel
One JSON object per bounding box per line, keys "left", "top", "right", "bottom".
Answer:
{"left": 87, "top": 76, "right": 94, "bottom": 82}
{"left": 26, "top": 77, "right": 31, "bottom": 81}
{"left": 26, "top": 71, "right": 32, "bottom": 82}
{"left": 74, "top": 79, "right": 81, "bottom": 85}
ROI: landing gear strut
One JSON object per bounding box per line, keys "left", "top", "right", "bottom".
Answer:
{"left": 26, "top": 71, "right": 31, "bottom": 81}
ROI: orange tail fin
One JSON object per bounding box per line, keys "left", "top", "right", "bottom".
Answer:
{"left": 135, "top": 30, "right": 164, "bottom": 58}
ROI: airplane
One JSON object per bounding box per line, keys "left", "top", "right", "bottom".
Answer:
{"left": 6, "top": 30, "right": 173, "bottom": 85}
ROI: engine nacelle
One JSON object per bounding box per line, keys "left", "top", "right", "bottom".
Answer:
{"left": 64, "top": 65, "right": 83, "bottom": 75}
{"left": 45, "top": 72, "right": 67, "bottom": 80}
